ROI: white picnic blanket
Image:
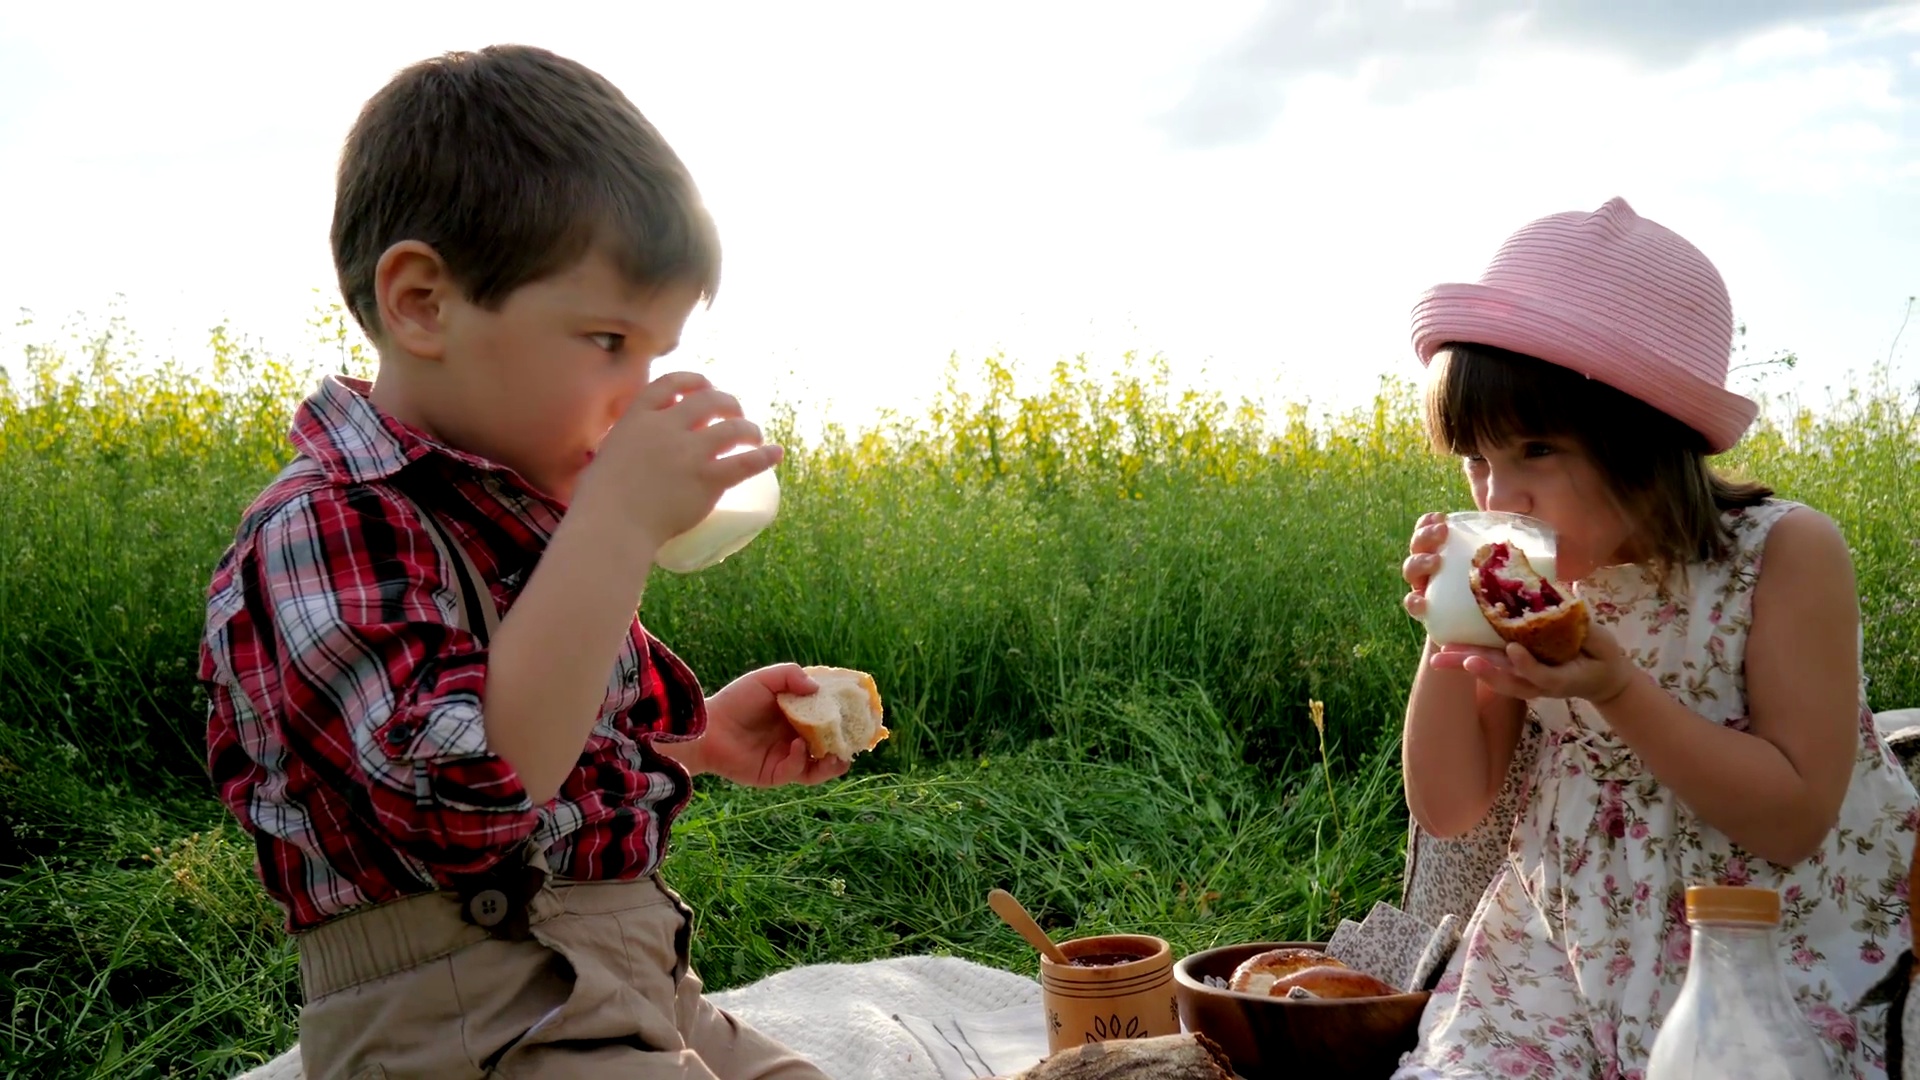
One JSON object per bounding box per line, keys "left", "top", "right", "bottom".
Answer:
{"left": 230, "top": 954, "right": 1046, "bottom": 1080}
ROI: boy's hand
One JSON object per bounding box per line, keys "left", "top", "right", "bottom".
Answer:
{"left": 1430, "top": 622, "right": 1636, "bottom": 705}
{"left": 666, "top": 664, "right": 851, "bottom": 788}
{"left": 575, "top": 371, "right": 783, "bottom": 555}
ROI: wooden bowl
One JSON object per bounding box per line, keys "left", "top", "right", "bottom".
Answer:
{"left": 1173, "top": 941, "right": 1430, "bottom": 1079}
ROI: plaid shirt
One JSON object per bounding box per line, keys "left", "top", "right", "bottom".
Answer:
{"left": 200, "top": 376, "right": 706, "bottom": 933}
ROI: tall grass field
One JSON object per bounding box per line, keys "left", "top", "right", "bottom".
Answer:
{"left": 2, "top": 310, "right": 1917, "bottom": 1077}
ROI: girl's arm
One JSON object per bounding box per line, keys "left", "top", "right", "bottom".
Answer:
{"left": 1403, "top": 637, "right": 1527, "bottom": 838}
{"left": 1593, "top": 508, "right": 1862, "bottom": 866}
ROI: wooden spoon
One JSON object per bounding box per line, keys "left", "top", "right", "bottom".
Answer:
{"left": 988, "top": 888, "right": 1071, "bottom": 966}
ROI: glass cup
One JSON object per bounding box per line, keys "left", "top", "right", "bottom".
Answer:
{"left": 1415, "top": 511, "right": 1560, "bottom": 649}
{"left": 654, "top": 449, "right": 782, "bottom": 574}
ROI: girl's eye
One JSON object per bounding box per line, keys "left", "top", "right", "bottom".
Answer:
{"left": 1522, "top": 441, "right": 1556, "bottom": 458}
{"left": 589, "top": 332, "right": 626, "bottom": 353}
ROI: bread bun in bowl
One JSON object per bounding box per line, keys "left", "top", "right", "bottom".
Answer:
{"left": 1270, "top": 966, "right": 1400, "bottom": 1000}
{"left": 1468, "top": 541, "right": 1589, "bottom": 665}
{"left": 1227, "top": 948, "right": 1399, "bottom": 1000}
{"left": 1228, "top": 947, "right": 1344, "bottom": 995}
{"left": 1173, "top": 940, "right": 1431, "bottom": 1077}
{"left": 776, "top": 666, "right": 889, "bottom": 761}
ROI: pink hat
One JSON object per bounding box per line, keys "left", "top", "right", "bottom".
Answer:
{"left": 1410, "top": 196, "right": 1758, "bottom": 454}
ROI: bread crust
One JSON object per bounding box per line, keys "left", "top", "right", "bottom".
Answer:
{"left": 1468, "top": 542, "right": 1589, "bottom": 665}
{"left": 1227, "top": 947, "right": 1342, "bottom": 994}
{"left": 793, "top": 721, "right": 834, "bottom": 762}
{"left": 1269, "top": 965, "right": 1400, "bottom": 999}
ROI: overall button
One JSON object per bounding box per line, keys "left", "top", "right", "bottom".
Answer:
{"left": 468, "top": 889, "right": 509, "bottom": 927}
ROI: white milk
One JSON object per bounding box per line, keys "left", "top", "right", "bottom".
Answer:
{"left": 655, "top": 464, "right": 781, "bottom": 574}
{"left": 1416, "top": 511, "right": 1560, "bottom": 648}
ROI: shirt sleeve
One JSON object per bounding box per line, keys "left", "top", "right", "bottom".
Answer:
{"left": 252, "top": 483, "right": 537, "bottom": 880}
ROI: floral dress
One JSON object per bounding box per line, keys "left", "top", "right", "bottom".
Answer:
{"left": 1395, "top": 500, "right": 1920, "bottom": 1080}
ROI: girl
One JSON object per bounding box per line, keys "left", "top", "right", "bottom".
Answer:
{"left": 1393, "top": 197, "right": 1919, "bottom": 1079}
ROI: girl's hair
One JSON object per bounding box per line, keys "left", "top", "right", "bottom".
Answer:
{"left": 1424, "top": 343, "right": 1772, "bottom": 579}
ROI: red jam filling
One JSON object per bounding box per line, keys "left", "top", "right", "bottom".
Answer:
{"left": 1477, "top": 542, "right": 1563, "bottom": 619}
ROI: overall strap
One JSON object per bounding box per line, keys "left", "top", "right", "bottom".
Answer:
{"left": 388, "top": 481, "right": 542, "bottom": 940}
{"left": 394, "top": 487, "right": 501, "bottom": 644}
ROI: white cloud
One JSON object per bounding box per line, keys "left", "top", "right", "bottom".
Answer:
{"left": 1162, "top": 0, "right": 1904, "bottom": 146}
{"left": 1735, "top": 24, "right": 1835, "bottom": 63}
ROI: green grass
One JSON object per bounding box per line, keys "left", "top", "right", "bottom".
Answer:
{"left": 2, "top": 311, "right": 1917, "bottom": 1076}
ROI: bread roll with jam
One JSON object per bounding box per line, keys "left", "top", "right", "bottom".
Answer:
{"left": 1469, "top": 541, "right": 1589, "bottom": 665}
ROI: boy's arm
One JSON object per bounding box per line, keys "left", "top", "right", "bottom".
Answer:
{"left": 254, "top": 488, "right": 537, "bottom": 878}
{"left": 481, "top": 371, "right": 780, "bottom": 803}
{"left": 480, "top": 492, "right": 660, "bottom": 804}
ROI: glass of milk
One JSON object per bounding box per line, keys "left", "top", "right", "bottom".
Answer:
{"left": 653, "top": 447, "right": 782, "bottom": 574}
{"left": 1415, "top": 511, "right": 1561, "bottom": 649}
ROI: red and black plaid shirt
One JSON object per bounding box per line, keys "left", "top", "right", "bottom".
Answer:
{"left": 200, "top": 375, "right": 707, "bottom": 933}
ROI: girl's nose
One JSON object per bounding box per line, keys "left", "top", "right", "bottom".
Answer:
{"left": 1484, "top": 472, "right": 1531, "bottom": 516}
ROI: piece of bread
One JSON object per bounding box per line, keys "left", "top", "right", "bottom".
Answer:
{"left": 1228, "top": 947, "right": 1342, "bottom": 995}
{"left": 1269, "top": 965, "right": 1401, "bottom": 1000}
{"left": 1011, "top": 1033, "right": 1235, "bottom": 1079}
{"left": 1469, "top": 541, "right": 1589, "bottom": 665}
{"left": 776, "top": 666, "right": 889, "bottom": 761}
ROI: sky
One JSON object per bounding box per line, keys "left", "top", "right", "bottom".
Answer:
{"left": 2, "top": 1, "right": 1917, "bottom": 437}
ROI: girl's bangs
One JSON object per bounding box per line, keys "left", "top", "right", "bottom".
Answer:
{"left": 1424, "top": 345, "right": 1578, "bottom": 456}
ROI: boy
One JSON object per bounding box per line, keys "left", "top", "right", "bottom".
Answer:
{"left": 199, "top": 44, "right": 846, "bottom": 1079}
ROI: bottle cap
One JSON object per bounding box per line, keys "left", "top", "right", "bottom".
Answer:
{"left": 1685, "top": 885, "right": 1780, "bottom": 925}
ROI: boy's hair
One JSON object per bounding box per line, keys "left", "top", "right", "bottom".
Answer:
{"left": 1425, "top": 343, "right": 1772, "bottom": 579}
{"left": 331, "top": 44, "right": 721, "bottom": 337}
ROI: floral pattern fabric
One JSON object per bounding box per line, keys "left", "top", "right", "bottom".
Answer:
{"left": 1395, "top": 500, "right": 1920, "bottom": 1080}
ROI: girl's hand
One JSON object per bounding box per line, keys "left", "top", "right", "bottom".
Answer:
{"left": 1430, "top": 622, "right": 1636, "bottom": 704}
{"left": 1402, "top": 512, "right": 1449, "bottom": 620}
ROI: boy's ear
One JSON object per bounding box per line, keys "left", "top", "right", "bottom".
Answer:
{"left": 373, "top": 241, "right": 456, "bottom": 362}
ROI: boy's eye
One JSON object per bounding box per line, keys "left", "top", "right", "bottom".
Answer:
{"left": 589, "top": 332, "right": 626, "bottom": 353}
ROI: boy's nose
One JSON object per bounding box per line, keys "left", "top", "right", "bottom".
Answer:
{"left": 608, "top": 386, "right": 642, "bottom": 423}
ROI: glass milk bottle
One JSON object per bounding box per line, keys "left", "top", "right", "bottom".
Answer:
{"left": 1646, "top": 885, "right": 1836, "bottom": 1080}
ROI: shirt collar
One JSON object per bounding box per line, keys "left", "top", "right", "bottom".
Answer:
{"left": 289, "top": 375, "right": 511, "bottom": 486}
